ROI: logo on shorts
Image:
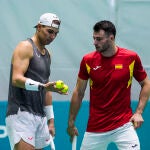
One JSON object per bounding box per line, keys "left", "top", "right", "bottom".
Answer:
{"left": 131, "top": 144, "right": 138, "bottom": 148}
{"left": 28, "top": 137, "right": 33, "bottom": 140}
{"left": 45, "top": 139, "right": 49, "bottom": 142}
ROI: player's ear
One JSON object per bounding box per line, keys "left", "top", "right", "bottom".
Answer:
{"left": 109, "top": 34, "right": 115, "bottom": 41}
{"left": 37, "top": 24, "right": 42, "bottom": 32}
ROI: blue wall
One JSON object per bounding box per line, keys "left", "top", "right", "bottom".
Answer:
{"left": 0, "top": 101, "right": 150, "bottom": 150}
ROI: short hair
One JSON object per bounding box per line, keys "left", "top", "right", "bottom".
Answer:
{"left": 93, "top": 20, "right": 116, "bottom": 38}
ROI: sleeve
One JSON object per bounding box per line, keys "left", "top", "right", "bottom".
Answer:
{"left": 133, "top": 53, "right": 147, "bottom": 82}
{"left": 78, "top": 56, "right": 89, "bottom": 80}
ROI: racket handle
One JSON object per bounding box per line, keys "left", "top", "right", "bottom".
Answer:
{"left": 72, "top": 135, "right": 77, "bottom": 150}
{"left": 50, "top": 134, "right": 55, "bottom": 150}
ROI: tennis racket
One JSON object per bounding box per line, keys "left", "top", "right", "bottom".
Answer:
{"left": 49, "top": 134, "right": 55, "bottom": 150}
{"left": 72, "top": 135, "right": 77, "bottom": 150}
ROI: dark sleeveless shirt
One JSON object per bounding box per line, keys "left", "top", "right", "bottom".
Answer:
{"left": 6, "top": 38, "right": 51, "bottom": 117}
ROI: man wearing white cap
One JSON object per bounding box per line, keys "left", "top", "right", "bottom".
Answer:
{"left": 6, "top": 13, "right": 62, "bottom": 150}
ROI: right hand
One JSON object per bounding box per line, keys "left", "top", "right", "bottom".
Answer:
{"left": 67, "top": 125, "right": 78, "bottom": 142}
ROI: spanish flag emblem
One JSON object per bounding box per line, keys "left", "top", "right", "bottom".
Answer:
{"left": 115, "top": 64, "right": 123, "bottom": 69}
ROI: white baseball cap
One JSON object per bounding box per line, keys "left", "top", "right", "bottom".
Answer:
{"left": 35, "top": 13, "right": 61, "bottom": 29}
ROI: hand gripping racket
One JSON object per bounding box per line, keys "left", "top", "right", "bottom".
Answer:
{"left": 72, "top": 135, "right": 77, "bottom": 150}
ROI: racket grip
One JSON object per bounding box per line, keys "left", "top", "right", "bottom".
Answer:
{"left": 72, "top": 135, "right": 77, "bottom": 150}
{"left": 50, "top": 134, "right": 55, "bottom": 150}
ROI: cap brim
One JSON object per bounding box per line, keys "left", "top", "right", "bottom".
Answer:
{"left": 34, "top": 25, "right": 38, "bottom": 28}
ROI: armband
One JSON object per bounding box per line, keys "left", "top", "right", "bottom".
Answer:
{"left": 44, "top": 105, "right": 54, "bottom": 120}
{"left": 25, "top": 78, "right": 43, "bottom": 91}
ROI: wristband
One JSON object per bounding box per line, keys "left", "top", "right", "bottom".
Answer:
{"left": 44, "top": 105, "right": 54, "bottom": 120}
{"left": 25, "top": 78, "right": 41, "bottom": 91}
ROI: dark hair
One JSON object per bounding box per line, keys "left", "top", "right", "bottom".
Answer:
{"left": 93, "top": 20, "right": 116, "bottom": 38}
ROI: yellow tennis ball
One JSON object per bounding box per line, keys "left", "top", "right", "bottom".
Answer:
{"left": 56, "top": 80, "right": 64, "bottom": 89}
{"left": 61, "top": 84, "right": 69, "bottom": 93}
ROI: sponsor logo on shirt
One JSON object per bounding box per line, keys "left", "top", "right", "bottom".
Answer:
{"left": 93, "top": 66, "right": 101, "bottom": 70}
{"left": 35, "top": 51, "right": 40, "bottom": 57}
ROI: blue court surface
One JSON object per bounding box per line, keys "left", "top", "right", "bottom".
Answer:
{"left": 0, "top": 101, "right": 150, "bottom": 150}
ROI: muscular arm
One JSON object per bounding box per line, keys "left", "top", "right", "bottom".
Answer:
{"left": 130, "top": 76, "right": 150, "bottom": 128}
{"left": 67, "top": 77, "right": 88, "bottom": 139}
{"left": 12, "top": 41, "right": 33, "bottom": 88}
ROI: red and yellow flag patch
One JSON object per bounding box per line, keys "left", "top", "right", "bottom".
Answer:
{"left": 115, "top": 64, "right": 123, "bottom": 69}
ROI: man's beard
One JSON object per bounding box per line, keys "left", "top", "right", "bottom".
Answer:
{"left": 96, "top": 45, "right": 108, "bottom": 53}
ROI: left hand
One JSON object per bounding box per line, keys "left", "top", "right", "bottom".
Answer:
{"left": 44, "top": 82, "right": 68, "bottom": 95}
{"left": 130, "top": 113, "right": 144, "bottom": 129}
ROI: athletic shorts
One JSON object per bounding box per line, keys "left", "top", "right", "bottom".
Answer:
{"left": 80, "top": 122, "right": 140, "bottom": 150}
{"left": 6, "top": 108, "right": 51, "bottom": 150}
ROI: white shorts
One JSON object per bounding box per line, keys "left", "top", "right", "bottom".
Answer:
{"left": 80, "top": 122, "right": 140, "bottom": 150}
{"left": 6, "top": 109, "right": 51, "bottom": 150}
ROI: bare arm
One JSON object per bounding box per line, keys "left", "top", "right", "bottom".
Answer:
{"left": 45, "top": 91, "right": 55, "bottom": 137}
{"left": 130, "top": 76, "right": 150, "bottom": 128}
{"left": 67, "top": 77, "right": 88, "bottom": 140}
{"left": 12, "top": 41, "right": 33, "bottom": 88}
{"left": 45, "top": 91, "right": 53, "bottom": 106}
